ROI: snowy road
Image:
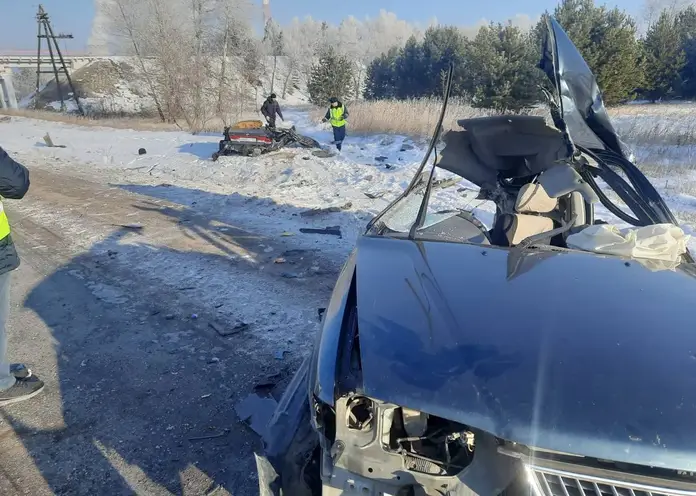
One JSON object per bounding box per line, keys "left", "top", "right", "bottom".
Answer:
{"left": 0, "top": 164, "right": 342, "bottom": 495}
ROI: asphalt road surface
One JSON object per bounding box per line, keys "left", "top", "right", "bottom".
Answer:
{"left": 0, "top": 164, "right": 334, "bottom": 495}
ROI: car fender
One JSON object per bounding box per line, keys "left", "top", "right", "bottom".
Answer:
{"left": 309, "top": 249, "right": 358, "bottom": 406}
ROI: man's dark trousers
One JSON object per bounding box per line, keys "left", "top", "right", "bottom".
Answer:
{"left": 332, "top": 125, "right": 346, "bottom": 151}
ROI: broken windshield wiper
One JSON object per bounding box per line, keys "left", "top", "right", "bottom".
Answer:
{"left": 408, "top": 63, "right": 455, "bottom": 240}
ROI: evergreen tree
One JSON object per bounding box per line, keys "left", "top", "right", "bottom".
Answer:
{"left": 467, "top": 23, "right": 542, "bottom": 110}
{"left": 364, "top": 47, "right": 400, "bottom": 99}
{"left": 550, "top": 0, "right": 643, "bottom": 104}
{"left": 677, "top": 6, "right": 696, "bottom": 99}
{"left": 642, "top": 11, "right": 686, "bottom": 101}
{"left": 419, "top": 26, "right": 470, "bottom": 97}
{"left": 394, "top": 36, "right": 427, "bottom": 98}
{"left": 307, "top": 47, "right": 355, "bottom": 105}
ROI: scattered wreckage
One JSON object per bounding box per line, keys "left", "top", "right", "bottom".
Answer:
{"left": 212, "top": 121, "right": 321, "bottom": 161}
{"left": 255, "top": 18, "right": 696, "bottom": 496}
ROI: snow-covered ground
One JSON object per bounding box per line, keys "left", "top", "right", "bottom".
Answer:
{"left": 0, "top": 109, "right": 478, "bottom": 259}
{"left": 2, "top": 107, "right": 696, "bottom": 259}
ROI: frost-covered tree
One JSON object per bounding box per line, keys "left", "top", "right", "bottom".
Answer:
{"left": 262, "top": 19, "right": 284, "bottom": 93}
{"left": 102, "top": 0, "right": 257, "bottom": 128}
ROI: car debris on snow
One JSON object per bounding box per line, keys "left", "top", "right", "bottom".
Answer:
{"left": 209, "top": 320, "right": 249, "bottom": 337}
{"left": 114, "top": 223, "right": 144, "bottom": 232}
{"left": 235, "top": 394, "right": 277, "bottom": 438}
{"left": 300, "top": 202, "right": 352, "bottom": 217}
{"left": 188, "top": 429, "right": 230, "bottom": 441}
{"left": 364, "top": 190, "right": 386, "bottom": 199}
{"left": 43, "top": 132, "right": 66, "bottom": 148}
{"left": 299, "top": 226, "right": 342, "bottom": 237}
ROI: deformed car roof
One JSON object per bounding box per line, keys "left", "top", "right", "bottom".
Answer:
{"left": 539, "top": 17, "right": 631, "bottom": 158}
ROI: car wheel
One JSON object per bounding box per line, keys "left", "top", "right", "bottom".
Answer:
{"left": 297, "top": 136, "right": 321, "bottom": 149}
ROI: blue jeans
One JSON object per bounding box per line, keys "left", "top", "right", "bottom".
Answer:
{"left": 332, "top": 125, "right": 346, "bottom": 151}
{"left": 0, "top": 271, "right": 13, "bottom": 390}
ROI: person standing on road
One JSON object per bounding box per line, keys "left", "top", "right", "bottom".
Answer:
{"left": 0, "top": 146, "right": 43, "bottom": 407}
{"left": 260, "top": 93, "right": 284, "bottom": 129}
{"left": 322, "top": 97, "right": 349, "bottom": 152}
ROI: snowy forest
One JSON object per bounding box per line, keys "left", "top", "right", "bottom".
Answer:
{"left": 79, "top": 0, "right": 696, "bottom": 129}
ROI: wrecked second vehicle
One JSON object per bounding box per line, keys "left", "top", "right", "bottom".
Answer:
{"left": 256, "top": 17, "right": 696, "bottom": 496}
{"left": 212, "top": 121, "right": 321, "bottom": 161}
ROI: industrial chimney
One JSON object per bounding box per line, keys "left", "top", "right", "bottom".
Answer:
{"left": 262, "top": 0, "right": 271, "bottom": 26}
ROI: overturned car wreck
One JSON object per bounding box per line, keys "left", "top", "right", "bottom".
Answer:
{"left": 256, "top": 18, "right": 696, "bottom": 496}
{"left": 212, "top": 122, "right": 321, "bottom": 161}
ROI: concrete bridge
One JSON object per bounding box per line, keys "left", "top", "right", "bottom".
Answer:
{"left": 0, "top": 52, "right": 110, "bottom": 109}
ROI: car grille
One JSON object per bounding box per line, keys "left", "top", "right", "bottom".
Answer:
{"left": 527, "top": 465, "right": 696, "bottom": 496}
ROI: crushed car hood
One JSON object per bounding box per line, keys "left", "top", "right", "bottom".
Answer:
{"left": 355, "top": 236, "right": 696, "bottom": 471}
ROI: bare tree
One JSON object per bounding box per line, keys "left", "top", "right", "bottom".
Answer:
{"left": 641, "top": 0, "right": 695, "bottom": 31}
{"left": 261, "top": 19, "right": 285, "bottom": 94}
{"left": 108, "top": 0, "right": 167, "bottom": 121}
{"left": 211, "top": 0, "right": 256, "bottom": 123}
{"left": 334, "top": 11, "right": 422, "bottom": 99}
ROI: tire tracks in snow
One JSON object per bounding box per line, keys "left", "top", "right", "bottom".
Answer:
{"left": 8, "top": 165, "right": 336, "bottom": 361}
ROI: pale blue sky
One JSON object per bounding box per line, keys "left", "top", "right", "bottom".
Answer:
{"left": 0, "top": 0, "right": 641, "bottom": 52}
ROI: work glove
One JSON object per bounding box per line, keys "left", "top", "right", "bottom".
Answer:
{"left": 321, "top": 118, "right": 327, "bottom": 123}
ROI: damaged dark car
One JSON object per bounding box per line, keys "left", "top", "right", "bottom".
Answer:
{"left": 256, "top": 18, "right": 696, "bottom": 496}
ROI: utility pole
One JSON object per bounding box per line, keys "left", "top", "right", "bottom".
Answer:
{"left": 35, "top": 4, "right": 84, "bottom": 115}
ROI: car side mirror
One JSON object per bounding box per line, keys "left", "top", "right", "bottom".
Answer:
{"left": 538, "top": 164, "right": 598, "bottom": 204}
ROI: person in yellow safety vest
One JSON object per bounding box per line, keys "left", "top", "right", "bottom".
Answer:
{"left": 0, "top": 146, "right": 44, "bottom": 407}
{"left": 321, "top": 96, "right": 349, "bottom": 152}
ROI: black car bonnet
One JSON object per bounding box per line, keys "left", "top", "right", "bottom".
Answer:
{"left": 539, "top": 17, "right": 629, "bottom": 158}
{"left": 354, "top": 236, "right": 696, "bottom": 471}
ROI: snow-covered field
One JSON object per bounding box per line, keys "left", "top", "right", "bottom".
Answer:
{"left": 0, "top": 109, "right": 468, "bottom": 257}
{"left": 3, "top": 107, "right": 696, "bottom": 260}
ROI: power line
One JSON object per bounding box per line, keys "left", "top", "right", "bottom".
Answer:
{"left": 35, "top": 4, "right": 84, "bottom": 115}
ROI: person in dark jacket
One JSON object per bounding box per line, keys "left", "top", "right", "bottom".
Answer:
{"left": 0, "top": 147, "right": 44, "bottom": 406}
{"left": 321, "top": 97, "right": 349, "bottom": 152}
{"left": 260, "top": 93, "right": 284, "bottom": 128}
